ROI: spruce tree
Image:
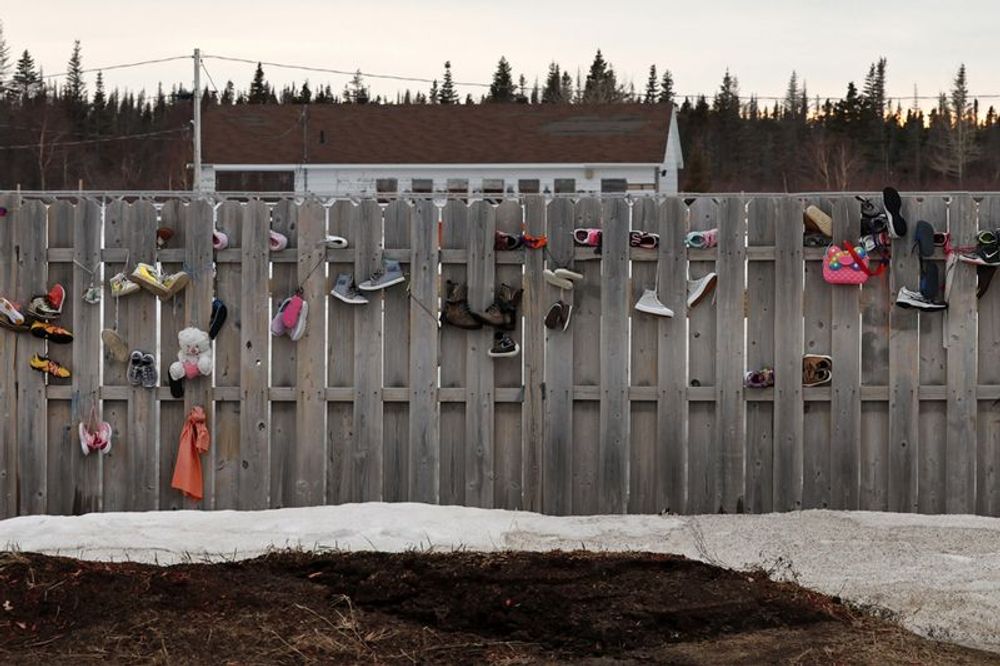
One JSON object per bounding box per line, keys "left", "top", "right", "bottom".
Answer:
{"left": 644, "top": 65, "right": 658, "bottom": 103}
{"left": 248, "top": 62, "right": 269, "bottom": 103}
{"left": 439, "top": 61, "right": 457, "bottom": 104}
{"left": 488, "top": 56, "right": 515, "bottom": 102}
{"left": 91, "top": 71, "right": 108, "bottom": 135}
{"left": 530, "top": 78, "right": 539, "bottom": 104}
{"left": 658, "top": 69, "right": 674, "bottom": 104}
{"left": 584, "top": 49, "right": 608, "bottom": 102}
{"left": 12, "top": 49, "right": 39, "bottom": 100}
{"left": 221, "top": 80, "right": 235, "bottom": 104}
{"left": 346, "top": 69, "right": 368, "bottom": 103}
{"left": 66, "top": 40, "right": 85, "bottom": 104}
{"left": 428, "top": 80, "right": 438, "bottom": 104}
{"left": 542, "top": 63, "right": 561, "bottom": 103}
{"left": 300, "top": 80, "right": 312, "bottom": 104}
{"left": 517, "top": 74, "right": 527, "bottom": 102}
{"left": 560, "top": 71, "right": 574, "bottom": 103}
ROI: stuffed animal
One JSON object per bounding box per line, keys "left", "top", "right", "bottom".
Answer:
{"left": 169, "top": 326, "right": 213, "bottom": 382}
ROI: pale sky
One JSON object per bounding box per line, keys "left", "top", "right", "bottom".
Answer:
{"left": 4, "top": 1, "right": 998, "bottom": 109}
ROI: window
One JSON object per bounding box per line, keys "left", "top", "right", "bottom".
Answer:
{"left": 482, "top": 178, "right": 504, "bottom": 194}
{"left": 411, "top": 178, "right": 433, "bottom": 193}
{"left": 447, "top": 178, "right": 469, "bottom": 193}
{"left": 216, "top": 171, "right": 294, "bottom": 192}
{"left": 376, "top": 178, "right": 398, "bottom": 193}
{"left": 518, "top": 179, "right": 540, "bottom": 194}
{"left": 554, "top": 178, "right": 576, "bottom": 194}
{"left": 601, "top": 178, "right": 628, "bottom": 193}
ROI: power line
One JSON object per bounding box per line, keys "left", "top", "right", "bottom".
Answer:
{"left": 39, "top": 54, "right": 192, "bottom": 80}
{"left": 2, "top": 126, "right": 189, "bottom": 151}
{"left": 201, "top": 61, "right": 220, "bottom": 96}
{"left": 203, "top": 54, "right": 492, "bottom": 88}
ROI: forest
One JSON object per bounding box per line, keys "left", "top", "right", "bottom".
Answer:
{"left": 1, "top": 21, "right": 997, "bottom": 192}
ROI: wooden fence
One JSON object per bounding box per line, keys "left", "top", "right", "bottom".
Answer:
{"left": 0, "top": 193, "right": 997, "bottom": 518}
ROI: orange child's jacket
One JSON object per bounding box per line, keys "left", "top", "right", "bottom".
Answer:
{"left": 171, "top": 406, "right": 210, "bottom": 500}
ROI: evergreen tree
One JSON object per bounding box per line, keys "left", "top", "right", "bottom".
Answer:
{"left": 465, "top": 93, "right": 474, "bottom": 104}
{"left": 541, "top": 62, "right": 561, "bottom": 103}
{"left": 517, "top": 74, "right": 527, "bottom": 102}
{"left": 403, "top": 89, "right": 412, "bottom": 104}
{"left": 90, "top": 71, "right": 108, "bottom": 135}
{"left": 713, "top": 69, "right": 740, "bottom": 117}
{"left": 930, "top": 64, "right": 980, "bottom": 184}
{"left": 248, "top": 62, "right": 269, "bottom": 103}
{"left": 428, "top": 79, "right": 438, "bottom": 104}
{"left": 784, "top": 71, "right": 800, "bottom": 119}
{"left": 345, "top": 69, "right": 369, "bottom": 103}
{"left": 583, "top": 49, "right": 621, "bottom": 102}
{"left": 644, "top": 65, "right": 658, "bottom": 103}
{"left": 221, "top": 80, "right": 235, "bottom": 104}
{"left": 439, "top": 61, "right": 457, "bottom": 104}
{"left": 65, "top": 40, "right": 85, "bottom": 104}
{"left": 560, "top": 71, "right": 574, "bottom": 103}
{"left": 658, "top": 69, "right": 674, "bottom": 104}
{"left": 488, "top": 56, "right": 515, "bottom": 102}
{"left": 530, "top": 78, "right": 539, "bottom": 104}
{"left": 12, "top": 49, "right": 40, "bottom": 100}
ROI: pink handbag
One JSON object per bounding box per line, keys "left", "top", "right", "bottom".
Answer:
{"left": 823, "top": 242, "right": 880, "bottom": 285}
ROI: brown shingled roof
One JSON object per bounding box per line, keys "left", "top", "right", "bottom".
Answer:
{"left": 202, "top": 103, "right": 672, "bottom": 165}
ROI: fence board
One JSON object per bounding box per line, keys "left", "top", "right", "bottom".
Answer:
{"left": 465, "top": 201, "right": 496, "bottom": 508}
{"left": 383, "top": 200, "right": 411, "bottom": 502}
{"left": 270, "top": 200, "right": 298, "bottom": 507}
{"left": 292, "top": 201, "right": 327, "bottom": 506}
{"left": 978, "top": 196, "right": 1000, "bottom": 516}
{"left": 353, "top": 200, "right": 384, "bottom": 501}
{"left": 572, "top": 197, "right": 602, "bottom": 514}
{"left": 0, "top": 195, "right": 15, "bottom": 518}
{"left": 327, "top": 201, "right": 356, "bottom": 504}
{"left": 946, "top": 194, "right": 977, "bottom": 513}
{"left": 440, "top": 201, "right": 468, "bottom": 506}
{"left": 213, "top": 201, "right": 243, "bottom": 510}
{"left": 716, "top": 196, "right": 746, "bottom": 513}
{"left": 687, "top": 197, "right": 717, "bottom": 513}
{"left": 657, "top": 198, "right": 688, "bottom": 513}
{"left": 494, "top": 200, "right": 523, "bottom": 509}
{"left": 629, "top": 198, "right": 658, "bottom": 513}
{"left": 829, "top": 198, "right": 861, "bottom": 510}
{"left": 125, "top": 202, "right": 158, "bottom": 510}
{"left": 240, "top": 200, "right": 270, "bottom": 509}
{"left": 543, "top": 198, "right": 574, "bottom": 515}
{"left": 888, "top": 196, "right": 922, "bottom": 512}
{"left": 774, "top": 197, "right": 804, "bottom": 511}
{"left": 599, "top": 198, "right": 629, "bottom": 513}
{"left": 101, "top": 201, "right": 130, "bottom": 511}
{"left": 15, "top": 201, "right": 48, "bottom": 514}
{"left": 409, "top": 200, "right": 439, "bottom": 503}
{"left": 521, "top": 196, "right": 545, "bottom": 512}
{"left": 745, "top": 198, "right": 775, "bottom": 513}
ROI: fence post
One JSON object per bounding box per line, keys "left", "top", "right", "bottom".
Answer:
{"left": 409, "top": 200, "right": 439, "bottom": 504}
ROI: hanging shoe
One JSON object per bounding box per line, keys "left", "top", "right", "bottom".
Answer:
{"left": 29, "top": 354, "right": 71, "bottom": 379}
{"left": 270, "top": 230, "right": 288, "bottom": 251}
{"left": 131, "top": 263, "right": 170, "bottom": 298}
{"left": 213, "top": 229, "right": 230, "bottom": 250}
{"left": 543, "top": 269, "right": 574, "bottom": 290}
{"left": 209, "top": 298, "right": 228, "bottom": 340}
{"left": 803, "top": 354, "right": 833, "bottom": 387}
{"left": 100, "top": 329, "right": 129, "bottom": 362}
{"left": 79, "top": 420, "right": 112, "bottom": 456}
{"left": 688, "top": 273, "right": 718, "bottom": 308}
{"left": 959, "top": 230, "right": 1000, "bottom": 266}
{"left": 629, "top": 230, "right": 660, "bottom": 249}
{"left": 441, "top": 280, "right": 483, "bottom": 330}
{"left": 573, "top": 228, "right": 602, "bottom": 247}
{"left": 544, "top": 300, "right": 573, "bottom": 332}
{"left": 895, "top": 286, "right": 947, "bottom": 312}
{"left": 553, "top": 268, "right": 583, "bottom": 282}
{"left": 168, "top": 361, "right": 185, "bottom": 399}
{"left": 882, "top": 186, "right": 907, "bottom": 239}
{"left": 271, "top": 298, "right": 291, "bottom": 336}
{"left": 110, "top": 271, "right": 141, "bottom": 297}
{"left": 499, "top": 284, "right": 523, "bottom": 331}
{"left": 161, "top": 270, "right": 191, "bottom": 300}
{"left": 324, "top": 235, "right": 349, "bottom": 249}
{"left": 28, "top": 284, "right": 65, "bottom": 320}
{"left": 495, "top": 231, "right": 523, "bottom": 251}
{"left": 156, "top": 227, "right": 175, "bottom": 249}
{"left": 488, "top": 331, "right": 520, "bottom": 358}
{"left": 0, "top": 297, "right": 26, "bottom": 330}
{"left": 127, "top": 350, "right": 144, "bottom": 386}
{"left": 744, "top": 367, "right": 775, "bottom": 388}
{"left": 78, "top": 421, "right": 96, "bottom": 455}
{"left": 685, "top": 228, "right": 718, "bottom": 249}
{"left": 331, "top": 273, "right": 369, "bottom": 304}
{"left": 140, "top": 352, "right": 159, "bottom": 389}
{"left": 30, "top": 320, "right": 73, "bottom": 344}
{"left": 288, "top": 299, "right": 309, "bottom": 342}
{"left": 358, "top": 259, "right": 405, "bottom": 291}
{"left": 803, "top": 205, "right": 832, "bottom": 237}
{"left": 635, "top": 289, "right": 674, "bottom": 317}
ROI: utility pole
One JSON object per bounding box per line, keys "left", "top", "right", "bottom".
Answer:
{"left": 193, "top": 48, "right": 202, "bottom": 192}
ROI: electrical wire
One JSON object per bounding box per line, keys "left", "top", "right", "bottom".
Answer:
{"left": 200, "top": 61, "right": 220, "bottom": 96}
{"left": 2, "top": 126, "right": 189, "bottom": 151}
{"left": 39, "top": 54, "right": 192, "bottom": 79}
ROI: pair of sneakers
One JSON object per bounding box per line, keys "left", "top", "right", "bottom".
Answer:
{"left": 634, "top": 273, "right": 718, "bottom": 318}
{"left": 330, "top": 260, "right": 406, "bottom": 304}
{"left": 131, "top": 263, "right": 190, "bottom": 300}
{"left": 544, "top": 267, "right": 583, "bottom": 290}
{"left": 127, "top": 350, "right": 158, "bottom": 388}
{"left": 858, "top": 187, "right": 907, "bottom": 239}
{"left": 272, "top": 293, "right": 309, "bottom": 341}
{"left": 79, "top": 420, "right": 112, "bottom": 456}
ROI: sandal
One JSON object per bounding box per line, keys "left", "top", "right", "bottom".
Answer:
{"left": 629, "top": 230, "right": 660, "bottom": 249}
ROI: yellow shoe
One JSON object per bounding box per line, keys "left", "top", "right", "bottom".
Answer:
{"left": 131, "top": 263, "right": 169, "bottom": 298}
{"left": 161, "top": 271, "right": 190, "bottom": 300}
{"left": 110, "top": 271, "right": 141, "bottom": 297}
{"left": 29, "top": 354, "right": 71, "bottom": 379}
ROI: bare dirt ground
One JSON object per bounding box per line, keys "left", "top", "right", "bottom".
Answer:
{"left": 0, "top": 550, "right": 995, "bottom": 665}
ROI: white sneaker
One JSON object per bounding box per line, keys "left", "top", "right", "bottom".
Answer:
{"left": 553, "top": 268, "right": 583, "bottom": 282}
{"left": 635, "top": 289, "right": 674, "bottom": 317}
{"left": 688, "top": 273, "right": 718, "bottom": 308}
{"left": 895, "top": 286, "right": 946, "bottom": 312}
{"left": 543, "top": 269, "right": 574, "bottom": 290}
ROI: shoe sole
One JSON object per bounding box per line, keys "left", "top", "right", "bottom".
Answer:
{"left": 331, "top": 290, "right": 369, "bottom": 305}
{"left": 358, "top": 275, "right": 406, "bottom": 291}
{"left": 161, "top": 273, "right": 191, "bottom": 300}
{"left": 562, "top": 305, "right": 573, "bottom": 331}
{"left": 883, "top": 188, "right": 906, "bottom": 238}
{"left": 289, "top": 302, "right": 309, "bottom": 341}
{"left": 0, "top": 299, "right": 24, "bottom": 325}
{"left": 133, "top": 275, "right": 170, "bottom": 298}
{"left": 543, "top": 273, "right": 574, "bottom": 290}
{"left": 896, "top": 299, "right": 947, "bottom": 311}
{"left": 488, "top": 342, "right": 521, "bottom": 358}
{"left": 635, "top": 303, "right": 674, "bottom": 317}
{"left": 553, "top": 269, "right": 584, "bottom": 281}
{"left": 959, "top": 254, "right": 1000, "bottom": 267}
{"left": 688, "top": 274, "right": 718, "bottom": 308}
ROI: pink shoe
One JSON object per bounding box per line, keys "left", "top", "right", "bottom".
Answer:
{"left": 270, "top": 230, "right": 288, "bottom": 251}
{"left": 78, "top": 421, "right": 95, "bottom": 456}
{"left": 573, "top": 228, "right": 602, "bottom": 247}
{"left": 271, "top": 298, "right": 290, "bottom": 336}
{"left": 282, "top": 293, "right": 304, "bottom": 330}
{"left": 213, "top": 230, "right": 229, "bottom": 250}
{"left": 685, "top": 228, "right": 719, "bottom": 249}
{"left": 79, "top": 420, "right": 112, "bottom": 455}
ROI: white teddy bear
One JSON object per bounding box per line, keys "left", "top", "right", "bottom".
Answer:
{"left": 169, "top": 326, "right": 213, "bottom": 382}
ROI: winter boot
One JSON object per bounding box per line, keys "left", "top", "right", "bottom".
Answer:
{"left": 441, "top": 280, "right": 483, "bottom": 330}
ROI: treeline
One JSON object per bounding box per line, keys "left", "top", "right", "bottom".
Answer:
{"left": 2, "top": 21, "right": 999, "bottom": 191}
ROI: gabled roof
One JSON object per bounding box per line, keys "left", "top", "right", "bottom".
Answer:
{"left": 202, "top": 103, "right": 673, "bottom": 165}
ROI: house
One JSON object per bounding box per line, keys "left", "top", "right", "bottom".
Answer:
{"left": 200, "top": 102, "right": 683, "bottom": 195}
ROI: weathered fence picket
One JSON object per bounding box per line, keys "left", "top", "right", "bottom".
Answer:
{"left": 0, "top": 192, "right": 998, "bottom": 520}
